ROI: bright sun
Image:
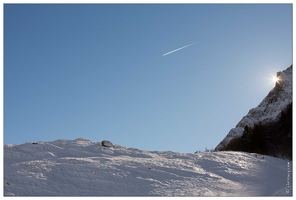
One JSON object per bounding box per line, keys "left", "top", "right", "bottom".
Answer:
{"left": 272, "top": 76, "right": 280, "bottom": 83}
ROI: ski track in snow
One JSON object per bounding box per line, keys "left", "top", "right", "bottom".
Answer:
{"left": 4, "top": 139, "right": 292, "bottom": 196}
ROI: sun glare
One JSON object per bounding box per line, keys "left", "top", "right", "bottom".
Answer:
{"left": 272, "top": 76, "right": 280, "bottom": 84}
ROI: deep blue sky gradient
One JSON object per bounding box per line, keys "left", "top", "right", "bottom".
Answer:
{"left": 4, "top": 4, "right": 292, "bottom": 152}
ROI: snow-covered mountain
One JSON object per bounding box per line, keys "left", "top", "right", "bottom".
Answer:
{"left": 4, "top": 138, "right": 292, "bottom": 196}
{"left": 216, "top": 65, "right": 292, "bottom": 151}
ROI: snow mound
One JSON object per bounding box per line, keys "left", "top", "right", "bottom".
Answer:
{"left": 216, "top": 66, "right": 292, "bottom": 150}
{"left": 4, "top": 138, "right": 292, "bottom": 196}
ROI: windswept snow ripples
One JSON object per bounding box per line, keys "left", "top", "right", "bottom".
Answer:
{"left": 4, "top": 139, "right": 292, "bottom": 196}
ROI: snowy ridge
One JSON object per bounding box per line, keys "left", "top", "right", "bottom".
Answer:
{"left": 216, "top": 66, "right": 292, "bottom": 150}
{"left": 4, "top": 138, "right": 292, "bottom": 196}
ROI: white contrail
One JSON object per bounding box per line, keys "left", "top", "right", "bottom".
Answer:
{"left": 163, "top": 42, "right": 197, "bottom": 56}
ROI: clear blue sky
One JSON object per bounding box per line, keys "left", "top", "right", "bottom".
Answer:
{"left": 4, "top": 4, "right": 292, "bottom": 153}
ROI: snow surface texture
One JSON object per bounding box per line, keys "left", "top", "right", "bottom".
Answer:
{"left": 216, "top": 66, "right": 292, "bottom": 150}
{"left": 4, "top": 138, "right": 292, "bottom": 196}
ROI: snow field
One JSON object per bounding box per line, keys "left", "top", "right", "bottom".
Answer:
{"left": 4, "top": 138, "right": 292, "bottom": 196}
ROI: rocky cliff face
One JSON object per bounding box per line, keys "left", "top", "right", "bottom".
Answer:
{"left": 216, "top": 65, "right": 292, "bottom": 151}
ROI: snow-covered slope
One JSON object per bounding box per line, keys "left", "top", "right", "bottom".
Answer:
{"left": 216, "top": 66, "right": 292, "bottom": 150}
{"left": 4, "top": 138, "right": 292, "bottom": 196}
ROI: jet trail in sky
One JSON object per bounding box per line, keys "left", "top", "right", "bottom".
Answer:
{"left": 163, "top": 42, "right": 197, "bottom": 56}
